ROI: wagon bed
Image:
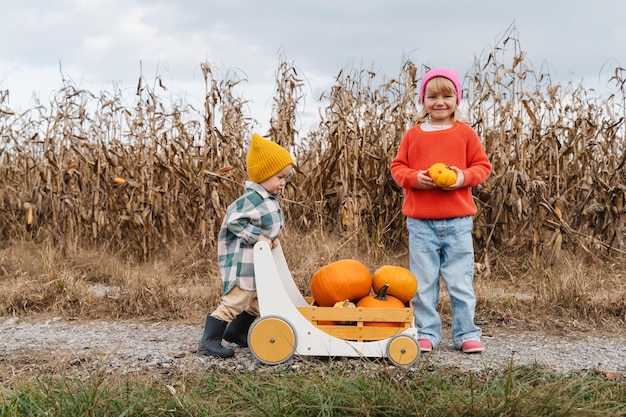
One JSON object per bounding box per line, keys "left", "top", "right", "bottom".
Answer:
{"left": 247, "top": 241, "right": 420, "bottom": 367}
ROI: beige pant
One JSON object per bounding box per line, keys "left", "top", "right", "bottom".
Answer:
{"left": 211, "top": 285, "right": 259, "bottom": 322}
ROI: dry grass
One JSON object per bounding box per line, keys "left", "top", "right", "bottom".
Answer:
{"left": 0, "top": 230, "right": 624, "bottom": 334}
{"left": 0, "top": 26, "right": 625, "bottom": 331}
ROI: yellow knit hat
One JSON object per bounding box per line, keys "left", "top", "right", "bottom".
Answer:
{"left": 246, "top": 133, "right": 294, "bottom": 183}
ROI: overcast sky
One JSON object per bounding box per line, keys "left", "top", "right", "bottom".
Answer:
{"left": 1, "top": 0, "right": 625, "bottom": 133}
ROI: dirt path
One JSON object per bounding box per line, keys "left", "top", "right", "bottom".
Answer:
{"left": 1, "top": 317, "right": 624, "bottom": 381}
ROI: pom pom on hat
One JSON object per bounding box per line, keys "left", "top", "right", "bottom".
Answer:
{"left": 419, "top": 67, "right": 461, "bottom": 105}
{"left": 246, "top": 133, "right": 294, "bottom": 183}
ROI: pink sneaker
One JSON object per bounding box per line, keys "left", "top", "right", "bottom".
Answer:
{"left": 461, "top": 340, "right": 485, "bottom": 353}
{"left": 417, "top": 339, "right": 432, "bottom": 352}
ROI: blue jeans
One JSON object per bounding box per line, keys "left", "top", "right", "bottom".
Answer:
{"left": 407, "top": 216, "right": 481, "bottom": 349}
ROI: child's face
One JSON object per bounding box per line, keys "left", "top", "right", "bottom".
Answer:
{"left": 259, "top": 164, "right": 293, "bottom": 195}
{"left": 423, "top": 80, "right": 457, "bottom": 124}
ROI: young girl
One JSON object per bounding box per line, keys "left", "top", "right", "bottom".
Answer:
{"left": 199, "top": 132, "right": 294, "bottom": 358}
{"left": 390, "top": 67, "right": 491, "bottom": 354}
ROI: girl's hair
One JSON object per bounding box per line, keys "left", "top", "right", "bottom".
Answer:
{"left": 416, "top": 77, "right": 462, "bottom": 123}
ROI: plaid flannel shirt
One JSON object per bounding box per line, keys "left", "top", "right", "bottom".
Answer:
{"left": 217, "top": 181, "right": 284, "bottom": 295}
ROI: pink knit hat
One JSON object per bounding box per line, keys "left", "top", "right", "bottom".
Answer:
{"left": 419, "top": 67, "right": 461, "bottom": 105}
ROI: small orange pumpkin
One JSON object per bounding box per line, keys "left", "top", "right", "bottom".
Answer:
{"left": 428, "top": 162, "right": 457, "bottom": 188}
{"left": 373, "top": 265, "right": 417, "bottom": 304}
{"left": 356, "top": 284, "right": 405, "bottom": 327}
{"left": 310, "top": 259, "right": 372, "bottom": 307}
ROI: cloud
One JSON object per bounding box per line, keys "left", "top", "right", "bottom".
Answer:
{"left": 2, "top": 0, "right": 626, "bottom": 130}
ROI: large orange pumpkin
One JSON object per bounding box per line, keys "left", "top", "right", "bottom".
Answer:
{"left": 373, "top": 265, "right": 417, "bottom": 304}
{"left": 310, "top": 259, "right": 373, "bottom": 307}
{"left": 356, "top": 284, "right": 405, "bottom": 327}
{"left": 428, "top": 162, "right": 457, "bottom": 188}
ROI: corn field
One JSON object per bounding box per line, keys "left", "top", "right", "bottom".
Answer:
{"left": 1, "top": 32, "right": 624, "bottom": 268}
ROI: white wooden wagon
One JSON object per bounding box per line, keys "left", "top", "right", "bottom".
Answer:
{"left": 247, "top": 241, "right": 421, "bottom": 367}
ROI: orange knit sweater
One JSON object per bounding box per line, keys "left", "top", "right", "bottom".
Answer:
{"left": 390, "top": 122, "right": 491, "bottom": 219}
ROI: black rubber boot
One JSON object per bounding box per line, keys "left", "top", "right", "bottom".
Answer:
{"left": 198, "top": 315, "right": 234, "bottom": 358}
{"left": 223, "top": 311, "right": 256, "bottom": 348}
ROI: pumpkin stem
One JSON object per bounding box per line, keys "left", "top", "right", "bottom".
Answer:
{"left": 375, "top": 284, "right": 390, "bottom": 301}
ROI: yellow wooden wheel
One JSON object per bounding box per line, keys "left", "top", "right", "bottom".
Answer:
{"left": 248, "top": 316, "right": 297, "bottom": 365}
{"left": 386, "top": 334, "right": 420, "bottom": 367}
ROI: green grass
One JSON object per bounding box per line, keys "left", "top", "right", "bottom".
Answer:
{"left": 2, "top": 361, "right": 624, "bottom": 416}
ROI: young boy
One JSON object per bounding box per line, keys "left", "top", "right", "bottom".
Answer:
{"left": 199, "top": 132, "right": 294, "bottom": 358}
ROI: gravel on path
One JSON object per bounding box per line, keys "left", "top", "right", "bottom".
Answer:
{"left": 1, "top": 317, "right": 624, "bottom": 378}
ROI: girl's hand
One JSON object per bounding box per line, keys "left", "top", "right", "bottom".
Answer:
{"left": 442, "top": 166, "right": 465, "bottom": 190}
{"left": 417, "top": 170, "right": 437, "bottom": 189}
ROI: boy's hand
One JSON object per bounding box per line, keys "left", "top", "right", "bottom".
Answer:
{"left": 257, "top": 235, "right": 279, "bottom": 249}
